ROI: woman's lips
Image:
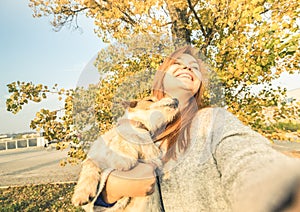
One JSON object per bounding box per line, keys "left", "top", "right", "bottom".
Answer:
{"left": 175, "top": 72, "right": 193, "bottom": 81}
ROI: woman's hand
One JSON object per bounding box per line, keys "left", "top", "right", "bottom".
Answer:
{"left": 101, "top": 162, "right": 157, "bottom": 204}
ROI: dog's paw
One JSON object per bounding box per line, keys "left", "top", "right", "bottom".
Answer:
{"left": 72, "top": 185, "right": 97, "bottom": 206}
{"left": 112, "top": 157, "right": 138, "bottom": 171}
{"left": 72, "top": 176, "right": 99, "bottom": 206}
{"left": 72, "top": 193, "right": 89, "bottom": 206}
{"left": 72, "top": 158, "right": 101, "bottom": 206}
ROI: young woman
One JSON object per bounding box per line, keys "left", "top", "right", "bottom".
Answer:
{"left": 88, "top": 46, "right": 300, "bottom": 211}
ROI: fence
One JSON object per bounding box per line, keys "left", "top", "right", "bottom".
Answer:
{"left": 0, "top": 137, "right": 46, "bottom": 151}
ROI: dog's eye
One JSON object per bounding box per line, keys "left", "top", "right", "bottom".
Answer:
{"left": 147, "top": 99, "right": 154, "bottom": 102}
{"left": 129, "top": 101, "right": 138, "bottom": 108}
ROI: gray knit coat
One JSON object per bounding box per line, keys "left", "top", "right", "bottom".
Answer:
{"left": 87, "top": 107, "right": 300, "bottom": 212}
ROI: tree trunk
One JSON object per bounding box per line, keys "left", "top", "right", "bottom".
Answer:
{"left": 165, "top": 1, "right": 191, "bottom": 47}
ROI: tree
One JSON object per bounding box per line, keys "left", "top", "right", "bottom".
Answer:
{"left": 6, "top": 0, "right": 300, "bottom": 162}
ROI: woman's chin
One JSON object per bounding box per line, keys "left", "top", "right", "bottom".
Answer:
{"left": 177, "top": 79, "right": 194, "bottom": 90}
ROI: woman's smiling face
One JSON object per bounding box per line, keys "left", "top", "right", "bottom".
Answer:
{"left": 163, "top": 53, "right": 202, "bottom": 97}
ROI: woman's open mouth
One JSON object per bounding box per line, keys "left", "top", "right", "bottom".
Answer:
{"left": 175, "top": 72, "right": 193, "bottom": 81}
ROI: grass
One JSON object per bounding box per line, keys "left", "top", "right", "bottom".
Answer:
{"left": 264, "top": 121, "right": 300, "bottom": 133}
{"left": 274, "top": 121, "right": 300, "bottom": 132}
{"left": 0, "top": 183, "right": 84, "bottom": 212}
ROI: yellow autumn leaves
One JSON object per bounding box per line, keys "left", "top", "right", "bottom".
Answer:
{"left": 6, "top": 0, "right": 299, "bottom": 162}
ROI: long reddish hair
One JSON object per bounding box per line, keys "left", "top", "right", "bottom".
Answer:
{"left": 152, "top": 46, "right": 209, "bottom": 162}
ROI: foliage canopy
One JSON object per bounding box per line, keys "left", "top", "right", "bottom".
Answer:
{"left": 6, "top": 0, "right": 300, "bottom": 161}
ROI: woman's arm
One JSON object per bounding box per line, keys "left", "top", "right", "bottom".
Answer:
{"left": 73, "top": 159, "right": 157, "bottom": 211}
{"left": 212, "top": 109, "right": 300, "bottom": 211}
{"left": 84, "top": 162, "right": 157, "bottom": 212}
{"left": 101, "top": 162, "right": 157, "bottom": 204}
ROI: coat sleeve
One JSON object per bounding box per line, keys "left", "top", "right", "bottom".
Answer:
{"left": 212, "top": 108, "right": 300, "bottom": 212}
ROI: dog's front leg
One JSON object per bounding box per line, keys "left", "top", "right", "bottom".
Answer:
{"left": 139, "top": 144, "right": 163, "bottom": 168}
{"left": 72, "top": 158, "right": 101, "bottom": 206}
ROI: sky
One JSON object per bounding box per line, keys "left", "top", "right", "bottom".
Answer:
{"left": 0, "top": 0, "right": 104, "bottom": 134}
{"left": 0, "top": 0, "right": 299, "bottom": 134}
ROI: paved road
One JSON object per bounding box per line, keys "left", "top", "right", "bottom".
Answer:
{"left": 0, "top": 141, "right": 299, "bottom": 187}
{"left": 0, "top": 147, "right": 81, "bottom": 187}
{"left": 272, "top": 140, "right": 300, "bottom": 151}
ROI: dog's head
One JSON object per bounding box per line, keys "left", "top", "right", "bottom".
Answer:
{"left": 121, "top": 97, "right": 179, "bottom": 137}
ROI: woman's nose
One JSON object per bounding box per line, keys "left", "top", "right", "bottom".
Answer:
{"left": 183, "top": 65, "right": 192, "bottom": 71}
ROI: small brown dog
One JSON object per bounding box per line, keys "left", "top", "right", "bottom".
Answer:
{"left": 72, "top": 97, "right": 179, "bottom": 211}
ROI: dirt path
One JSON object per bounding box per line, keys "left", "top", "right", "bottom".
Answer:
{"left": 0, "top": 147, "right": 81, "bottom": 187}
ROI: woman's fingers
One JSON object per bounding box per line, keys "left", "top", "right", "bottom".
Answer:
{"left": 146, "top": 181, "right": 156, "bottom": 195}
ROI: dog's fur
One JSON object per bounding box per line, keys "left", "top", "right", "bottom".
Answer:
{"left": 72, "top": 97, "right": 179, "bottom": 211}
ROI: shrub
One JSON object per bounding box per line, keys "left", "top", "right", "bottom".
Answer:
{"left": 0, "top": 183, "right": 83, "bottom": 211}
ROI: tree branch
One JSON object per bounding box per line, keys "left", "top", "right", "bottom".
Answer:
{"left": 187, "top": 0, "right": 207, "bottom": 37}
{"left": 117, "top": 6, "right": 137, "bottom": 26}
{"left": 104, "top": 0, "right": 138, "bottom": 27}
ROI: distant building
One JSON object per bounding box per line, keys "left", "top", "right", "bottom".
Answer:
{"left": 286, "top": 88, "right": 300, "bottom": 103}
{"left": 0, "top": 134, "right": 9, "bottom": 140}
{"left": 21, "top": 132, "right": 41, "bottom": 139}
{"left": 262, "top": 88, "right": 300, "bottom": 123}
{"left": 0, "top": 132, "right": 46, "bottom": 151}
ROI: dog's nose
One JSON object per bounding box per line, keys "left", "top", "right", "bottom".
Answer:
{"left": 172, "top": 98, "right": 179, "bottom": 108}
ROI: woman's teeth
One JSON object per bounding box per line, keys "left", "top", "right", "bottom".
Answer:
{"left": 177, "top": 73, "right": 192, "bottom": 80}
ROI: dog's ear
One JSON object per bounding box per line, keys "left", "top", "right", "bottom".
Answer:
{"left": 144, "top": 96, "right": 158, "bottom": 102}
{"left": 121, "top": 100, "right": 138, "bottom": 108}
